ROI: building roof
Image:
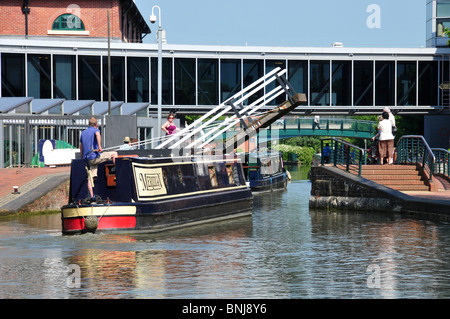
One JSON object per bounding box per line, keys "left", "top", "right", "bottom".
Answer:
{"left": 121, "top": 0, "right": 151, "bottom": 38}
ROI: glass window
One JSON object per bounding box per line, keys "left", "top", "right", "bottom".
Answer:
{"left": 52, "top": 14, "right": 85, "bottom": 31}
{"left": 151, "top": 57, "right": 173, "bottom": 105}
{"left": 418, "top": 61, "right": 438, "bottom": 106}
{"left": 103, "top": 56, "right": 125, "bottom": 101}
{"left": 139, "top": 127, "right": 152, "bottom": 150}
{"left": 78, "top": 55, "right": 101, "bottom": 101}
{"left": 288, "top": 60, "right": 308, "bottom": 97}
{"left": 243, "top": 59, "right": 263, "bottom": 105}
{"left": 332, "top": 61, "right": 351, "bottom": 106}
{"left": 1, "top": 53, "right": 25, "bottom": 97}
{"left": 127, "top": 57, "right": 149, "bottom": 103}
{"left": 27, "top": 54, "right": 51, "bottom": 98}
{"left": 397, "top": 61, "right": 416, "bottom": 106}
{"left": 266, "top": 60, "right": 287, "bottom": 105}
{"left": 198, "top": 59, "right": 219, "bottom": 105}
{"left": 175, "top": 58, "right": 196, "bottom": 105}
{"left": 53, "top": 55, "right": 76, "bottom": 100}
{"left": 440, "top": 60, "right": 449, "bottom": 106}
{"left": 354, "top": 61, "right": 373, "bottom": 106}
{"left": 220, "top": 59, "right": 241, "bottom": 102}
{"left": 375, "top": 61, "right": 395, "bottom": 106}
{"left": 310, "top": 61, "right": 330, "bottom": 106}
{"left": 437, "top": 3, "right": 450, "bottom": 17}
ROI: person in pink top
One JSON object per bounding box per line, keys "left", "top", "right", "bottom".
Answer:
{"left": 162, "top": 113, "right": 177, "bottom": 135}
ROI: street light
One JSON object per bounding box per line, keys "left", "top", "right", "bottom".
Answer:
{"left": 150, "top": 5, "right": 163, "bottom": 142}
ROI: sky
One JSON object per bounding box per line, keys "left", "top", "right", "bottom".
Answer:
{"left": 134, "top": 0, "right": 427, "bottom": 48}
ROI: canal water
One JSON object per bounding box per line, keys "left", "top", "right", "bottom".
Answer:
{"left": 1, "top": 164, "right": 450, "bottom": 299}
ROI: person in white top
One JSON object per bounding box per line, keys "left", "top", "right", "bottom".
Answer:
{"left": 372, "top": 112, "right": 395, "bottom": 164}
{"left": 383, "top": 106, "right": 396, "bottom": 128}
{"left": 314, "top": 115, "right": 321, "bottom": 129}
{"left": 119, "top": 136, "right": 135, "bottom": 150}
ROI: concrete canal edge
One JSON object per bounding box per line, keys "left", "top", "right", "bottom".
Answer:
{"left": 0, "top": 172, "right": 70, "bottom": 215}
{"left": 309, "top": 166, "right": 450, "bottom": 222}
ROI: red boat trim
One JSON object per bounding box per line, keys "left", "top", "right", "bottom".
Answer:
{"left": 63, "top": 216, "right": 136, "bottom": 232}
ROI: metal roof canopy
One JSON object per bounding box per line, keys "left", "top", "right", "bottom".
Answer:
{"left": 31, "top": 98, "right": 65, "bottom": 114}
{"left": 93, "top": 101, "right": 123, "bottom": 115}
{"left": 62, "top": 100, "right": 95, "bottom": 115}
{"left": 0, "top": 97, "right": 33, "bottom": 113}
{"left": 121, "top": 102, "right": 150, "bottom": 115}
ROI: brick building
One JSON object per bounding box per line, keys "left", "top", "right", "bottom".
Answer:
{"left": 0, "top": 0, "right": 151, "bottom": 43}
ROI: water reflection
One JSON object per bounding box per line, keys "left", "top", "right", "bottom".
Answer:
{"left": 1, "top": 167, "right": 450, "bottom": 298}
{"left": 62, "top": 218, "right": 253, "bottom": 298}
{"left": 309, "top": 210, "right": 450, "bottom": 298}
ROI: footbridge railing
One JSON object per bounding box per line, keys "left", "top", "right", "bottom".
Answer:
{"left": 395, "top": 135, "right": 435, "bottom": 182}
{"left": 224, "top": 117, "right": 377, "bottom": 142}
{"left": 319, "top": 135, "right": 449, "bottom": 183}
{"left": 431, "top": 148, "right": 450, "bottom": 180}
{"left": 320, "top": 137, "right": 365, "bottom": 177}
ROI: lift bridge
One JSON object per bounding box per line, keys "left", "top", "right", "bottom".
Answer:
{"left": 156, "top": 67, "right": 307, "bottom": 154}
{"left": 156, "top": 67, "right": 375, "bottom": 155}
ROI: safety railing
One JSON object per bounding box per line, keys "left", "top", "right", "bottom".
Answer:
{"left": 320, "top": 138, "right": 365, "bottom": 177}
{"left": 431, "top": 148, "right": 450, "bottom": 180}
{"left": 395, "top": 135, "right": 435, "bottom": 182}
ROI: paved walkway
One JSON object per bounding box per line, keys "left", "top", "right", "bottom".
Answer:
{"left": 0, "top": 167, "right": 70, "bottom": 198}
{"left": 0, "top": 167, "right": 71, "bottom": 213}
{"left": 402, "top": 190, "right": 450, "bottom": 202}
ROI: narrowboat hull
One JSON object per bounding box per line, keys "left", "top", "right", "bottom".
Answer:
{"left": 61, "top": 188, "right": 252, "bottom": 235}
{"left": 245, "top": 151, "right": 289, "bottom": 193}
{"left": 61, "top": 155, "right": 253, "bottom": 235}
{"left": 248, "top": 172, "right": 289, "bottom": 193}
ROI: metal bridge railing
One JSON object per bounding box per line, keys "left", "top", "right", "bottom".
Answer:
{"left": 320, "top": 137, "right": 365, "bottom": 177}
{"left": 431, "top": 148, "right": 450, "bottom": 180}
{"left": 396, "top": 135, "right": 435, "bottom": 182}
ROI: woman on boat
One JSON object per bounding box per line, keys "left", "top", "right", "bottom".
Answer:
{"left": 162, "top": 113, "right": 177, "bottom": 135}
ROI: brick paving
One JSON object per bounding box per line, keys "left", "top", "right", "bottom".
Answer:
{"left": 0, "top": 167, "right": 70, "bottom": 198}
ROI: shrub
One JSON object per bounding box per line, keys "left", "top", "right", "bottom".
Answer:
{"left": 274, "top": 144, "right": 315, "bottom": 165}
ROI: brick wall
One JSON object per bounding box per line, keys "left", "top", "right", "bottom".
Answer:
{"left": 309, "top": 165, "right": 450, "bottom": 221}
{"left": 309, "top": 166, "right": 404, "bottom": 212}
{"left": 0, "top": 0, "right": 122, "bottom": 39}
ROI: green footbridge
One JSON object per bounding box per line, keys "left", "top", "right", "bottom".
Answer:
{"left": 225, "top": 117, "right": 377, "bottom": 142}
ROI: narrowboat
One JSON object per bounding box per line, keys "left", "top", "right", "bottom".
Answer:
{"left": 61, "top": 154, "right": 253, "bottom": 235}
{"left": 244, "top": 151, "right": 290, "bottom": 193}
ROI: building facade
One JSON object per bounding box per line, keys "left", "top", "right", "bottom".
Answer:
{"left": 0, "top": 0, "right": 150, "bottom": 43}
{"left": 1, "top": 0, "right": 450, "bottom": 168}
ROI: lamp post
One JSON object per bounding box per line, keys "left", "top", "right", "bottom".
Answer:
{"left": 150, "top": 5, "right": 162, "bottom": 142}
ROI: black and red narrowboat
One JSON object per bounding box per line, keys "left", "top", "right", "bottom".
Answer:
{"left": 61, "top": 154, "right": 253, "bottom": 235}
{"left": 244, "top": 152, "right": 289, "bottom": 193}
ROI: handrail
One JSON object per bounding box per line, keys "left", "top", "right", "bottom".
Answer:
{"left": 396, "top": 135, "right": 435, "bottom": 182}
{"left": 431, "top": 148, "right": 450, "bottom": 179}
{"left": 320, "top": 137, "right": 365, "bottom": 177}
